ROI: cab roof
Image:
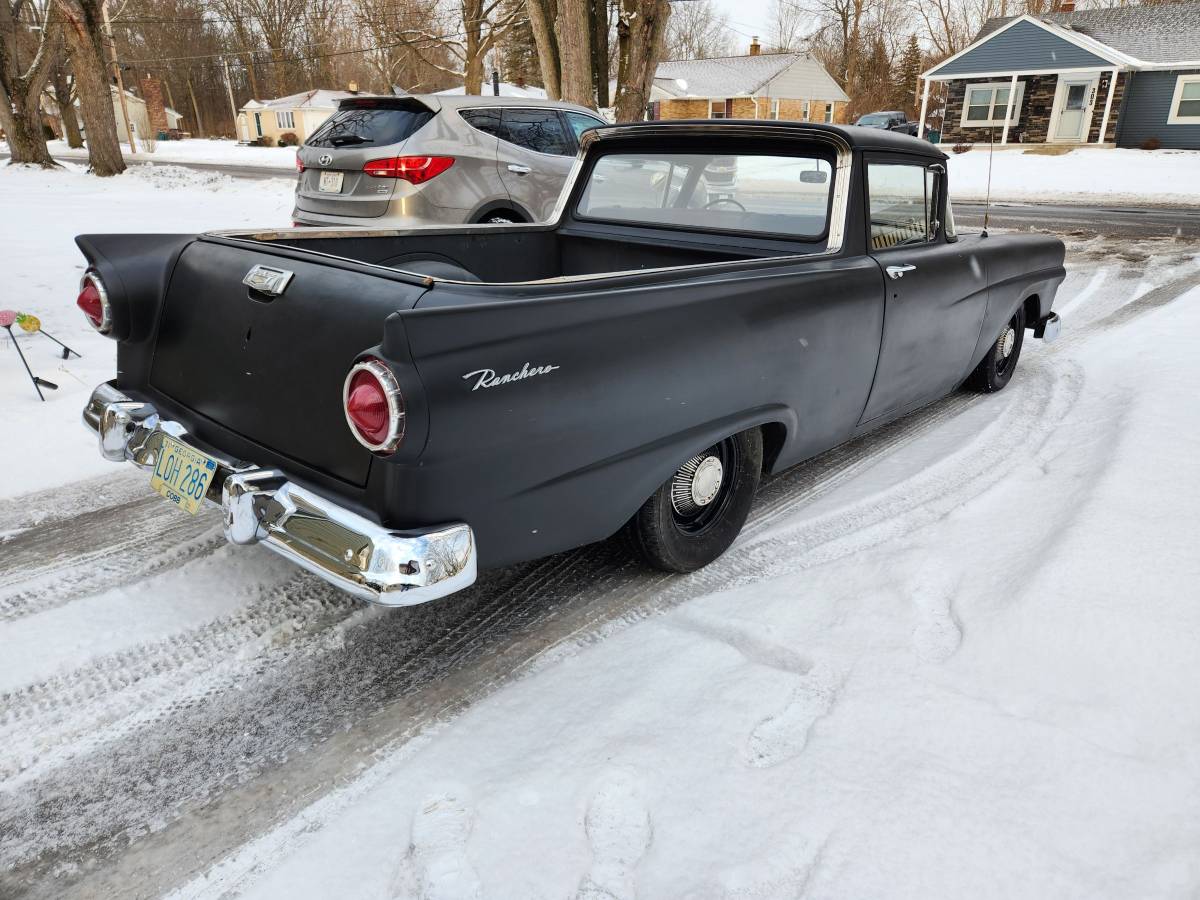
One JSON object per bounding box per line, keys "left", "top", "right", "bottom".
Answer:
{"left": 584, "top": 119, "right": 947, "bottom": 158}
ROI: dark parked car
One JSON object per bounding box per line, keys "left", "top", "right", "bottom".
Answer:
{"left": 855, "top": 111, "right": 920, "bottom": 136}
{"left": 76, "top": 121, "right": 1063, "bottom": 606}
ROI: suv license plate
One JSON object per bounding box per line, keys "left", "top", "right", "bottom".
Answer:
{"left": 150, "top": 435, "right": 218, "bottom": 515}
{"left": 318, "top": 171, "right": 344, "bottom": 193}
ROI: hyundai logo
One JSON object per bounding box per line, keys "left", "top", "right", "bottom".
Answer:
{"left": 318, "top": 154, "right": 333, "bottom": 166}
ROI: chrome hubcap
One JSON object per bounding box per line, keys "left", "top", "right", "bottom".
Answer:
{"left": 671, "top": 455, "right": 724, "bottom": 515}
{"left": 999, "top": 327, "right": 1016, "bottom": 358}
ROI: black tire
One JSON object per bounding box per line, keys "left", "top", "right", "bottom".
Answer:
{"left": 967, "top": 305, "right": 1026, "bottom": 393}
{"left": 626, "top": 428, "right": 763, "bottom": 573}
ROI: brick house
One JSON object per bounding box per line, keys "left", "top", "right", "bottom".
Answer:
{"left": 919, "top": 1, "right": 1200, "bottom": 149}
{"left": 649, "top": 40, "right": 849, "bottom": 124}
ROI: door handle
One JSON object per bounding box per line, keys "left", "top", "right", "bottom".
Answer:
{"left": 886, "top": 264, "right": 916, "bottom": 280}
{"left": 507, "top": 164, "right": 532, "bottom": 175}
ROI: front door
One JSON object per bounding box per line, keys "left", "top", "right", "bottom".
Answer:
{"left": 1051, "top": 76, "right": 1098, "bottom": 142}
{"left": 859, "top": 158, "right": 989, "bottom": 424}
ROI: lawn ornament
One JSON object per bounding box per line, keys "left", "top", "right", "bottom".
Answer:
{"left": 1, "top": 309, "right": 61, "bottom": 401}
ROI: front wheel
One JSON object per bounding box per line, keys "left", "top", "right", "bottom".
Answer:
{"left": 626, "top": 429, "right": 763, "bottom": 573}
{"left": 968, "top": 306, "right": 1025, "bottom": 393}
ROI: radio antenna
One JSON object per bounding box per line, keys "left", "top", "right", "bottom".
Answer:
{"left": 982, "top": 125, "right": 994, "bottom": 237}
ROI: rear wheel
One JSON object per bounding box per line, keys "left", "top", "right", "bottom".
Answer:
{"left": 968, "top": 306, "right": 1025, "bottom": 393}
{"left": 626, "top": 429, "right": 763, "bottom": 573}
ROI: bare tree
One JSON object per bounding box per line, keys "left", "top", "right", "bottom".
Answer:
{"left": 767, "top": 0, "right": 809, "bottom": 51}
{"left": 665, "top": 0, "right": 732, "bottom": 60}
{"left": 0, "top": 0, "right": 62, "bottom": 166}
{"left": 50, "top": 56, "right": 83, "bottom": 146}
{"left": 613, "top": 0, "right": 668, "bottom": 121}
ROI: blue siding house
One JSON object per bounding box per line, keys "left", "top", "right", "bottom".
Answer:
{"left": 918, "top": 1, "right": 1200, "bottom": 150}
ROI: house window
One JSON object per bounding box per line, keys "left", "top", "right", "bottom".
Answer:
{"left": 710, "top": 99, "right": 732, "bottom": 119}
{"left": 961, "top": 81, "right": 1025, "bottom": 127}
{"left": 824, "top": 103, "right": 834, "bottom": 123}
{"left": 1168, "top": 74, "right": 1200, "bottom": 124}
{"left": 802, "top": 100, "right": 810, "bottom": 121}
{"left": 253, "top": 112, "right": 262, "bottom": 137}
{"left": 275, "top": 110, "right": 295, "bottom": 130}
{"left": 770, "top": 98, "right": 780, "bottom": 120}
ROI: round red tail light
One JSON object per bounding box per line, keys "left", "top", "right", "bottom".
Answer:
{"left": 77, "top": 271, "right": 112, "bottom": 334}
{"left": 344, "top": 358, "right": 405, "bottom": 453}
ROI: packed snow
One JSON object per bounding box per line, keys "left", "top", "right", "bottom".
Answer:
{"left": 946, "top": 146, "right": 1200, "bottom": 206}
{"left": 2, "top": 157, "right": 1200, "bottom": 900}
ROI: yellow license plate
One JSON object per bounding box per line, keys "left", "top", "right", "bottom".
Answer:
{"left": 150, "top": 434, "right": 218, "bottom": 515}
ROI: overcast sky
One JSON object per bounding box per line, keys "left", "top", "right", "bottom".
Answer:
{"left": 708, "top": 0, "right": 780, "bottom": 51}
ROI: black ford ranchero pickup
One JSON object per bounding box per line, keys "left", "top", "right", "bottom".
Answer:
{"left": 76, "top": 121, "right": 1063, "bottom": 605}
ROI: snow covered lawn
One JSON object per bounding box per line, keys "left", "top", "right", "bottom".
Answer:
{"left": 0, "top": 162, "right": 294, "bottom": 498}
{"left": 2, "top": 138, "right": 297, "bottom": 171}
{"left": 946, "top": 146, "right": 1200, "bottom": 206}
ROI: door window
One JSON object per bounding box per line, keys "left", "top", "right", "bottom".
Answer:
{"left": 868, "top": 163, "right": 931, "bottom": 249}
{"left": 501, "top": 108, "right": 572, "bottom": 156}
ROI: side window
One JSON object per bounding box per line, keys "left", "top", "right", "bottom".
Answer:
{"left": 564, "top": 111, "right": 604, "bottom": 142}
{"left": 501, "top": 108, "right": 572, "bottom": 155}
{"left": 868, "top": 163, "right": 931, "bottom": 250}
{"left": 460, "top": 108, "right": 502, "bottom": 137}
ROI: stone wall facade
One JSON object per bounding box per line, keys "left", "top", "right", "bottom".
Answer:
{"left": 939, "top": 72, "right": 1124, "bottom": 145}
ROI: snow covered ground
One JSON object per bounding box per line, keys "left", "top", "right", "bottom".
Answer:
{"left": 23, "top": 138, "right": 298, "bottom": 170}
{"left": 2, "top": 162, "right": 1200, "bottom": 899}
{"left": 946, "top": 146, "right": 1200, "bottom": 206}
{"left": 0, "top": 162, "right": 293, "bottom": 498}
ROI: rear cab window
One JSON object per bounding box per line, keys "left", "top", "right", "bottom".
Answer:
{"left": 306, "top": 100, "right": 433, "bottom": 149}
{"left": 575, "top": 151, "right": 834, "bottom": 239}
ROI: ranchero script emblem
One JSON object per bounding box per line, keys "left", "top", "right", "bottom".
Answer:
{"left": 463, "top": 362, "right": 559, "bottom": 391}
{"left": 318, "top": 153, "right": 333, "bottom": 166}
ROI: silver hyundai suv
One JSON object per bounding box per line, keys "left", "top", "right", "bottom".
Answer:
{"left": 293, "top": 94, "right": 606, "bottom": 227}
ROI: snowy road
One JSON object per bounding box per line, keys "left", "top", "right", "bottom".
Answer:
{"left": 1, "top": 164, "right": 1199, "bottom": 898}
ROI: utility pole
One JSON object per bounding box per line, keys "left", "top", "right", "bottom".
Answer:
{"left": 222, "top": 56, "right": 239, "bottom": 138}
{"left": 101, "top": 0, "right": 138, "bottom": 153}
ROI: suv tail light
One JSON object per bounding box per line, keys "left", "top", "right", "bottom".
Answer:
{"left": 296, "top": 154, "right": 305, "bottom": 172}
{"left": 77, "top": 270, "right": 112, "bottom": 334}
{"left": 344, "top": 358, "right": 405, "bottom": 453}
{"left": 362, "top": 155, "right": 454, "bottom": 184}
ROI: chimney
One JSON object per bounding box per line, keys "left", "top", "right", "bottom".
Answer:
{"left": 348, "top": 80, "right": 359, "bottom": 93}
{"left": 749, "top": 36, "right": 761, "bottom": 56}
{"left": 141, "top": 75, "right": 169, "bottom": 136}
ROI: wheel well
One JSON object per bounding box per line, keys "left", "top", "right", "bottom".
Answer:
{"left": 760, "top": 422, "right": 788, "bottom": 473}
{"left": 474, "top": 207, "right": 525, "bottom": 223}
{"left": 1022, "top": 294, "right": 1041, "bottom": 327}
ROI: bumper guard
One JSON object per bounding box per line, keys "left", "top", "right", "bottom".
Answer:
{"left": 82, "top": 383, "right": 477, "bottom": 606}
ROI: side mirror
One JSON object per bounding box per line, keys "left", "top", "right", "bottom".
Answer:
{"left": 799, "top": 170, "right": 829, "bottom": 184}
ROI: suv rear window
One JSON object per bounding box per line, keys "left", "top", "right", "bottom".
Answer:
{"left": 306, "top": 101, "right": 433, "bottom": 149}
{"left": 577, "top": 151, "right": 834, "bottom": 238}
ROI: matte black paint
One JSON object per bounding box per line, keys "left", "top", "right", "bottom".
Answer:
{"left": 77, "top": 122, "right": 1065, "bottom": 570}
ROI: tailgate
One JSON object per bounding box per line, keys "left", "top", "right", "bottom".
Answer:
{"left": 149, "top": 239, "right": 427, "bottom": 485}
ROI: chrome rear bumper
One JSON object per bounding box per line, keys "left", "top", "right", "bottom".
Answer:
{"left": 1034, "top": 311, "right": 1061, "bottom": 342}
{"left": 82, "top": 383, "right": 477, "bottom": 606}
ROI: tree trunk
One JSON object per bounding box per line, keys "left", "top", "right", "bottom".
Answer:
{"left": 0, "top": 9, "right": 63, "bottom": 167}
{"left": 591, "top": 0, "right": 608, "bottom": 108}
{"left": 524, "top": 0, "right": 560, "bottom": 99}
{"left": 614, "top": 0, "right": 668, "bottom": 123}
{"left": 53, "top": 61, "right": 84, "bottom": 148}
{"left": 554, "top": 0, "right": 593, "bottom": 107}
{"left": 56, "top": 0, "right": 125, "bottom": 176}
{"left": 462, "top": 0, "right": 484, "bottom": 94}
